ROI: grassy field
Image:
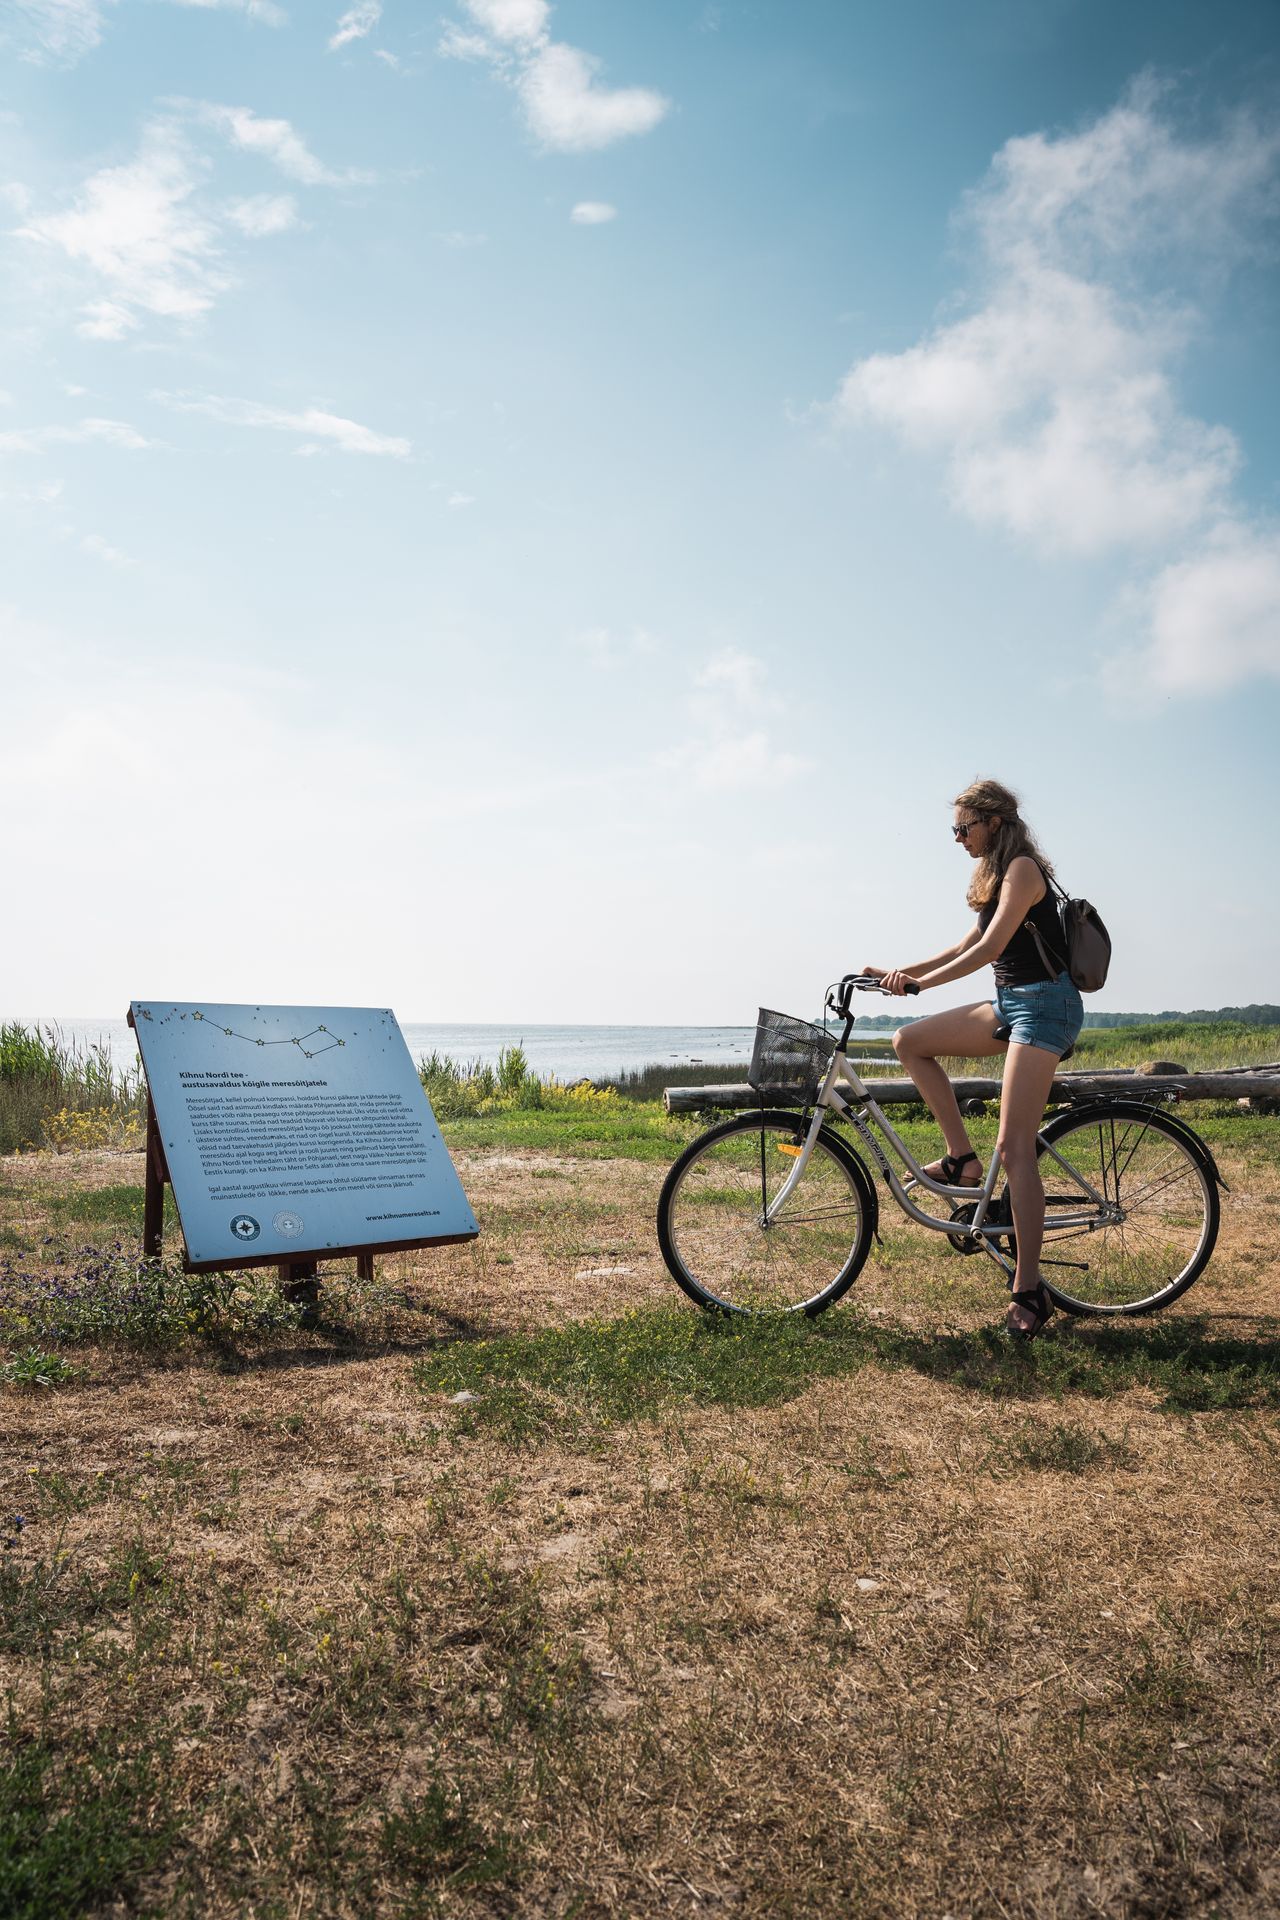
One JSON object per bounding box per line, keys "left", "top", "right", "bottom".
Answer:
{"left": 2, "top": 1025, "right": 1278, "bottom": 1917}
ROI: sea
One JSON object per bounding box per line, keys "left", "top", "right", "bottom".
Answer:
{"left": 13, "top": 1017, "right": 763, "bottom": 1084}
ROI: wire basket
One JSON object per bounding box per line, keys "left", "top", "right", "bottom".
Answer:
{"left": 749, "top": 1009, "right": 837, "bottom": 1104}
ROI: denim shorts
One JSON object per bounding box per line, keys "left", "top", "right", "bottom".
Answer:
{"left": 994, "top": 971, "right": 1084, "bottom": 1057}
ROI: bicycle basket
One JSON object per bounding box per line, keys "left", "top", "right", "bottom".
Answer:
{"left": 749, "top": 1009, "right": 836, "bottom": 1104}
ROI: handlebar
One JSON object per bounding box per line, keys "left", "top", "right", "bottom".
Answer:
{"left": 826, "top": 973, "right": 921, "bottom": 1019}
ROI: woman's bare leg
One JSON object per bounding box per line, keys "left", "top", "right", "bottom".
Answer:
{"left": 892, "top": 1002, "right": 1008, "bottom": 1169}
{"left": 995, "top": 1041, "right": 1063, "bottom": 1331}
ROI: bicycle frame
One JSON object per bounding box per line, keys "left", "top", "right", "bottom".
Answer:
{"left": 762, "top": 1045, "right": 1112, "bottom": 1278}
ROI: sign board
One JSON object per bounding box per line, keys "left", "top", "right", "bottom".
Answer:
{"left": 131, "top": 1002, "right": 479, "bottom": 1272}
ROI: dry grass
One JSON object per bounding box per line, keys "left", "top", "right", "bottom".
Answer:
{"left": 2, "top": 1133, "right": 1279, "bottom": 1918}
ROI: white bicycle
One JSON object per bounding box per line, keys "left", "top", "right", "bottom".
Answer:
{"left": 657, "top": 976, "right": 1224, "bottom": 1319}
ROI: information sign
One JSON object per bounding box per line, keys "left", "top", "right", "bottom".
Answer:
{"left": 130, "top": 1002, "right": 479, "bottom": 1271}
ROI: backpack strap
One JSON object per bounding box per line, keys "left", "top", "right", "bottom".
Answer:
{"left": 1023, "top": 914, "right": 1067, "bottom": 977}
{"left": 1023, "top": 864, "right": 1068, "bottom": 975}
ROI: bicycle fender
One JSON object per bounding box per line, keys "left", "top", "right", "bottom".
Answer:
{"left": 1046, "top": 1099, "right": 1229, "bottom": 1193}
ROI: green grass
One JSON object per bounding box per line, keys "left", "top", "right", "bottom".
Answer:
{"left": 0, "top": 1348, "right": 80, "bottom": 1390}
{"left": 0, "top": 1521, "right": 546, "bottom": 1917}
{"left": 440, "top": 1104, "right": 702, "bottom": 1160}
{"left": 379, "top": 1774, "right": 520, "bottom": 1891}
{"left": 1002, "top": 1417, "right": 1137, "bottom": 1473}
{"left": 0, "top": 1724, "right": 178, "bottom": 1920}
{"left": 36, "top": 1184, "right": 181, "bottom": 1235}
{"left": 414, "top": 1303, "right": 1280, "bottom": 1447}
{"left": 1068, "top": 1020, "right": 1280, "bottom": 1072}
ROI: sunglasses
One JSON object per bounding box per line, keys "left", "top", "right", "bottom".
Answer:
{"left": 952, "top": 817, "right": 988, "bottom": 841}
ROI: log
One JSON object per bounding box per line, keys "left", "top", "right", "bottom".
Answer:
{"left": 663, "top": 1066, "right": 1280, "bottom": 1114}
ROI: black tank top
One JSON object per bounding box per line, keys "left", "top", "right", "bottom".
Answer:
{"left": 978, "top": 862, "right": 1062, "bottom": 986}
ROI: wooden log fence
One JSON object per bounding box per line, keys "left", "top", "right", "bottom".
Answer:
{"left": 663, "top": 1063, "right": 1280, "bottom": 1114}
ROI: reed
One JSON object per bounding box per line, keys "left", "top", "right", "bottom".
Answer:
{"left": 0, "top": 1024, "right": 145, "bottom": 1157}
{"left": 418, "top": 1045, "right": 622, "bottom": 1119}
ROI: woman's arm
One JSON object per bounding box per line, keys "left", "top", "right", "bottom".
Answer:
{"left": 903, "top": 858, "right": 1045, "bottom": 993}
{"left": 864, "top": 922, "right": 983, "bottom": 982}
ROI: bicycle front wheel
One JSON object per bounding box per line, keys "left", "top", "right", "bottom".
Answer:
{"left": 657, "top": 1112, "right": 874, "bottom": 1316}
{"left": 1034, "top": 1102, "right": 1219, "bottom": 1315}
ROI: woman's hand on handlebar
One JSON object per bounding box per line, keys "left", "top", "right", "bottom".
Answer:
{"left": 881, "top": 969, "right": 921, "bottom": 997}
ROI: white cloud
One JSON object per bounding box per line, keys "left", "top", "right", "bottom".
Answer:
{"left": 81, "top": 531, "right": 135, "bottom": 566}
{"left": 447, "top": 491, "right": 475, "bottom": 507}
{"left": 18, "top": 106, "right": 365, "bottom": 341}
{"left": 570, "top": 201, "right": 617, "bottom": 225}
{"left": 462, "top": 0, "right": 548, "bottom": 44}
{"left": 17, "top": 124, "right": 228, "bottom": 334}
{"left": 78, "top": 300, "right": 139, "bottom": 340}
{"left": 438, "top": 23, "right": 492, "bottom": 61}
{"left": 971, "top": 76, "right": 1280, "bottom": 274}
{"left": 224, "top": 192, "right": 298, "bottom": 236}
{"left": 4, "top": 0, "right": 109, "bottom": 66}
{"left": 573, "top": 626, "right": 656, "bottom": 669}
{"left": 679, "top": 730, "right": 809, "bottom": 793}
{"left": 0, "top": 477, "right": 63, "bottom": 506}
{"left": 832, "top": 84, "right": 1280, "bottom": 698}
{"left": 4, "top": 0, "right": 283, "bottom": 67}
{"left": 661, "top": 647, "right": 810, "bottom": 793}
{"left": 154, "top": 390, "right": 411, "bottom": 457}
{"left": 328, "top": 1, "right": 380, "bottom": 51}
{"left": 519, "top": 43, "right": 668, "bottom": 152}
{"left": 695, "top": 647, "right": 767, "bottom": 708}
{"left": 166, "top": 0, "right": 286, "bottom": 22}
{"left": 0, "top": 415, "right": 152, "bottom": 454}
{"left": 441, "top": 1, "right": 669, "bottom": 153}
{"left": 834, "top": 87, "right": 1276, "bottom": 558}
{"left": 194, "top": 102, "right": 368, "bottom": 186}
{"left": 1135, "top": 523, "right": 1280, "bottom": 691}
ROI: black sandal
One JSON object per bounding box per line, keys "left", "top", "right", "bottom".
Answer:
{"left": 1005, "top": 1281, "right": 1053, "bottom": 1341}
{"left": 927, "top": 1151, "right": 982, "bottom": 1187}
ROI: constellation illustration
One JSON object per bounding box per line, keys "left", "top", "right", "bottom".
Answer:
{"left": 190, "top": 1012, "right": 347, "bottom": 1058}
{"left": 135, "top": 1006, "right": 347, "bottom": 1059}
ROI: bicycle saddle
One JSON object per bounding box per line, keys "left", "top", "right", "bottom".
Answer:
{"left": 992, "top": 1019, "right": 1073, "bottom": 1062}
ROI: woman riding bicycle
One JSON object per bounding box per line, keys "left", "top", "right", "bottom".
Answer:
{"left": 865, "top": 778, "right": 1083, "bottom": 1340}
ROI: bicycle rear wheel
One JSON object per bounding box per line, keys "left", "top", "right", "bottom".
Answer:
{"left": 657, "top": 1112, "right": 874, "bottom": 1316}
{"left": 1032, "top": 1102, "right": 1219, "bottom": 1315}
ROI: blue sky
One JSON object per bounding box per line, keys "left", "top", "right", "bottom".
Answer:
{"left": 2, "top": 0, "right": 1278, "bottom": 1023}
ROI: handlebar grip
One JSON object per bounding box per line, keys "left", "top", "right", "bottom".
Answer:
{"left": 904, "top": 981, "right": 920, "bottom": 995}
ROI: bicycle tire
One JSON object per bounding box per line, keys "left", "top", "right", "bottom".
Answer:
{"left": 657, "top": 1110, "right": 875, "bottom": 1316}
{"left": 1029, "top": 1100, "right": 1220, "bottom": 1316}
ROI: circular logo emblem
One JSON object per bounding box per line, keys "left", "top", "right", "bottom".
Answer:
{"left": 229, "top": 1214, "right": 261, "bottom": 1242}
{"left": 272, "top": 1210, "right": 305, "bottom": 1239}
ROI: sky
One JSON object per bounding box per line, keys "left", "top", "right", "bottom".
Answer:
{"left": 2, "top": 0, "right": 1278, "bottom": 1024}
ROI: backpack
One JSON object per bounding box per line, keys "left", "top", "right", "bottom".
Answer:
{"left": 1023, "top": 874, "right": 1112, "bottom": 993}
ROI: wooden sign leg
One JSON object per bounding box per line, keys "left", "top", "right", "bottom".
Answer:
{"left": 356, "top": 1254, "right": 374, "bottom": 1282}
{"left": 143, "top": 1102, "right": 167, "bottom": 1259}
{"left": 280, "top": 1259, "right": 320, "bottom": 1327}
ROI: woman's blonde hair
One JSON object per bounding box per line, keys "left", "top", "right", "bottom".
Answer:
{"left": 954, "top": 777, "right": 1054, "bottom": 910}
